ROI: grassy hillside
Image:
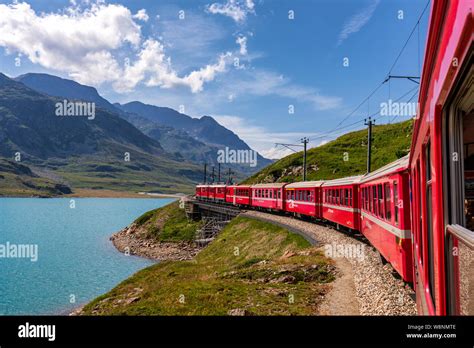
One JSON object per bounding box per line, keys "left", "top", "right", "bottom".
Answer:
{"left": 81, "top": 216, "right": 335, "bottom": 315}
{"left": 243, "top": 119, "right": 413, "bottom": 184}
{"left": 0, "top": 158, "right": 72, "bottom": 197}
{"left": 133, "top": 200, "right": 203, "bottom": 242}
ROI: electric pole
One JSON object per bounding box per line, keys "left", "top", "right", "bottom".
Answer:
{"left": 203, "top": 163, "right": 207, "bottom": 184}
{"left": 301, "top": 137, "right": 309, "bottom": 181}
{"left": 226, "top": 168, "right": 234, "bottom": 185}
{"left": 275, "top": 137, "right": 310, "bottom": 182}
{"left": 217, "top": 163, "right": 221, "bottom": 183}
{"left": 211, "top": 166, "right": 215, "bottom": 183}
{"left": 364, "top": 117, "right": 374, "bottom": 173}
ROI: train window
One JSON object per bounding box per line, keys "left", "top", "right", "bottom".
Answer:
{"left": 384, "top": 183, "right": 392, "bottom": 221}
{"left": 378, "top": 184, "right": 384, "bottom": 218}
{"left": 278, "top": 190, "right": 281, "bottom": 199}
{"left": 368, "top": 187, "right": 372, "bottom": 212}
{"left": 416, "top": 162, "right": 423, "bottom": 265}
{"left": 394, "top": 182, "right": 399, "bottom": 225}
{"left": 444, "top": 62, "right": 474, "bottom": 314}
{"left": 349, "top": 189, "right": 352, "bottom": 207}
{"left": 464, "top": 112, "right": 474, "bottom": 230}
{"left": 372, "top": 186, "right": 377, "bottom": 215}
{"left": 425, "top": 141, "right": 436, "bottom": 307}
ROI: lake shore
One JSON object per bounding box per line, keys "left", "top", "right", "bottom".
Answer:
{"left": 110, "top": 222, "right": 203, "bottom": 262}
{"left": 65, "top": 189, "right": 186, "bottom": 199}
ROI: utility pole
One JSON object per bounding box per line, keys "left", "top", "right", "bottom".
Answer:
{"left": 275, "top": 137, "right": 309, "bottom": 182}
{"left": 203, "top": 163, "right": 207, "bottom": 184}
{"left": 301, "top": 137, "right": 309, "bottom": 181}
{"left": 217, "top": 163, "right": 221, "bottom": 183}
{"left": 226, "top": 168, "right": 234, "bottom": 185}
{"left": 211, "top": 166, "right": 215, "bottom": 183}
{"left": 364, "top": 117, "right": 374, "bottom": 173}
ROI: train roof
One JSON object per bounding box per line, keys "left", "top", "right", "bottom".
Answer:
{"left": 285, "top": 181, "right": 325, "bottom": 188}
{"left": 360, "top": 155, "right": 409, "bottom": 183}
{"left": 251, "top": 183, "right": 288, "bottom": 188}
{"left": 196, "top": 184, "right": 209, "bottom": 187}
{"left": 322, "top": 175, "right": 363, "bottom": 187}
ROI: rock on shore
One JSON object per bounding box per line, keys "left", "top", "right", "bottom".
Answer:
{"left": 110, "top": 223, "right": 203, "bottom": 262}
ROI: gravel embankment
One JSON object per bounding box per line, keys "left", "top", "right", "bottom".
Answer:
{"left": 242, "top": 210, "right": 417, "bottom": 315}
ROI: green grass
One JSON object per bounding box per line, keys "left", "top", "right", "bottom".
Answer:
{"left": 135, "top": 201, "right": 204, "bottom": 242}
{"left": 81, "top": 216, "right": 335, "bottom": 315}
{"left": 243, "top": 119, "right": 413, "bottom": 184}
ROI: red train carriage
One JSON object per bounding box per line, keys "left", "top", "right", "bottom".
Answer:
{"left": 284, "top": 181, "right": 324, "bottom": 218}
{"left": 360, "top": 156, "right": 413, "bottom": 282}
{"left": 251, "top": 183, "right": 287, "bottom": 211}
{"left": 225, "top": 185, "right": 235, "bottom": 204}
{"left": 226, "top": 185, "right": 252, "bottom": 206}
{"left": 409, "top": 0, "right": 474, "bottom": 315}
{"left": 209, "top": 184, "right": 226, "bottom": 203}
{"left": 195, "top": 185, "right": 209, "bottom": 200}
{"left": 322, "top": 176, "right": 362, "bottom": 231}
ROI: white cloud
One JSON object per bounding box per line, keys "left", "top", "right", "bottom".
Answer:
{"left": 0, "top": 2, "right": 230, "bottom": 93}
{"left": 207, "top": 0, "right": 255, "bottom": 23}
{"left": 225, "top": 70, "right": 342, "bottom": 110}
{"left": 213, "top": 115, "right": 325, "bottom": 159}
{"left": 133, "top": 9, "right": 149, "bottom": 22}
{"left": 338, "top": 0, "right": 380, "bottom": 45}
{"left": 236, "top": 35, "right": 247, "bottom": 55}
{"left": 159, "top": 13, "right": 227, "bottom": 62}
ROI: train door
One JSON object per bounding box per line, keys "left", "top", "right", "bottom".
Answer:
{"left": 443, "top": 57, "right": 474, "bottom": 315}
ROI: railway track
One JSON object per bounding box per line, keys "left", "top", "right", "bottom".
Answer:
{"left": 241, "top": 210, "right": 416, "bottom": 315}
{"left": 191, "top": 199, "right": 416, "bottom": 315}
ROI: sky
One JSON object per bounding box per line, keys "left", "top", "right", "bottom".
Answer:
{"left": 0, "top": 0, "right": 429, "bottom": 159}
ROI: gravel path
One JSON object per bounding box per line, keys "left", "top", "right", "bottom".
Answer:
{"left": 242, "top": 210, "right": 417, "bottom": 315}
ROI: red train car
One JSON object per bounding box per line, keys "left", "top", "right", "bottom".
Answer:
{"left": 251, "top": 183, "right": 287, "bottom": 210}
{"left": 195, "top": 184, "right": 209, "bottom": 200}
{"left": 322, "top": 176, "right": 362, "bottom": 231}
{"left": 360, "top": 155, "right": 413, "bottom": 282}
{"left": 226, "top": 185, "right": 252, "bottom": 206}
{"left": 409, "top": 0, "right": 473, "bottom": 315}
{"left": 209, "top": 184, "right": 226, "bottom": 203}
{"left": 284, "top": 181, "right": 324, "bottom": 218}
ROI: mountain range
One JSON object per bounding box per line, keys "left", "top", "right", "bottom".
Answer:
{"left": 0, "top": 72, "right": 270, "bottom": 196}
{"left": 16, "top": 73, "right": 271, "bottom": 173}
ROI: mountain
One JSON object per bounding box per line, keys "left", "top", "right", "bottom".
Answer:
{"left": 117, "top": 101, "right": 273, "bottom": 171}
{"left": 17, "top": 73, "right": 272, "bottom": 175}
{"left": 0, "top": 73, "right": 202, "bottom": 195}
{"left": 242, "top": 119, "right": 413, "bottom": 184}
{"left": 16, "top": 73, "right": 117, "bottom": 113}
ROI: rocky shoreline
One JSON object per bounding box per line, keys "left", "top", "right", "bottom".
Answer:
{"left": 110, "top": 223, "right": 203, "bottom": 262}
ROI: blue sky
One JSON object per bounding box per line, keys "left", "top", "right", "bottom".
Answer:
{"left": 0, "top": 0, "right": 429, "bottom": 158}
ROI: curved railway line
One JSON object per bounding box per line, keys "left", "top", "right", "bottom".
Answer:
{"left": 188, "top": 198, "right": 416, "bottom": 315}
{"left": 241, "top": 210, "right": 416, "bottom": 315}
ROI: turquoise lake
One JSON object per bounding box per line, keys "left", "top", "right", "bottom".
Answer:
{"left": 0, "top": 198, "right": 173, "bottom": 315}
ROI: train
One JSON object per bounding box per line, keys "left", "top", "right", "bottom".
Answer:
{"left": 196, "top": 155, "right": 413, "bottom": 283}
{"left": 196, "top": 0, "right": 473, "bottom": 316}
